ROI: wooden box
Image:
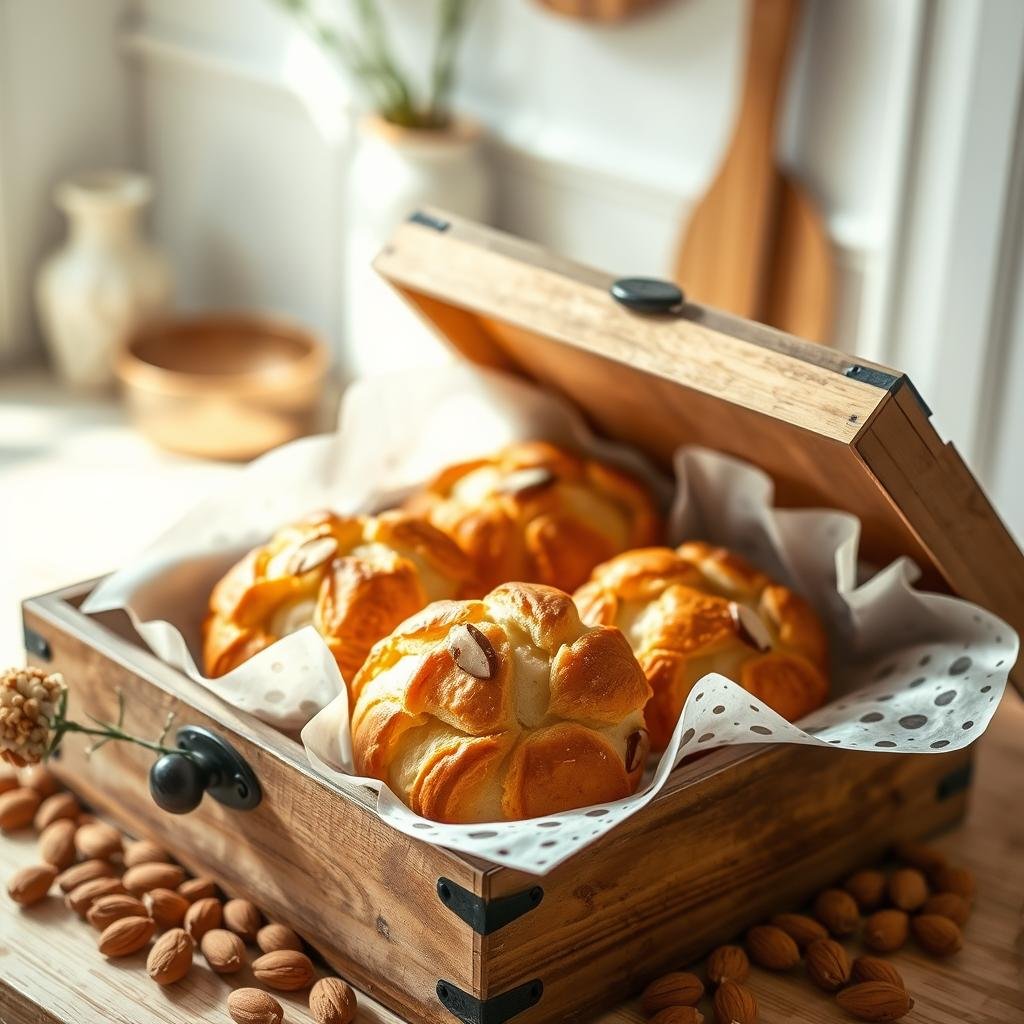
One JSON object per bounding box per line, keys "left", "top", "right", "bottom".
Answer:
{"left": 22, "top": 212, "right": 1024, "bottom": 1024}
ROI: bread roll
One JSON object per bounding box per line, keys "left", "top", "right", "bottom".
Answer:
{"left": 574, "top": 542, "right": 829, "bottom": 750}
{"left": 350, "top": 582, "right": 652, "bottom": 823}
{"left": 404, "top": 441, "right": 660, "bottom": 593}
{"left": 203, "top": 510, "right": 475, "bottom": 684}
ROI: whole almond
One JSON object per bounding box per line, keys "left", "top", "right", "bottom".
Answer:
{"left": 7, "top": 863, "right": 58, "bottom": 906}
{"left": 0, "top": 787, "right": 42, "bottom": 830}
{"left": 863, "top": 909, "right": 909, "bottom": 953}
{"left": 66, "top": 876, "right": 126, "bottom": 916}
{"left": 20, "top": 764, "right": 59, "bottom": 797}
{"left": 309, "top": 976, "right": 358, "bottom": 1024}
{"left": 38, "top": 818, "right": 77, "bottom": 869}
{"left": 813, "top": 888, "right": 860, "bottom": 936}
{"left": 921, "top": 891, "right": 970, "bottom": 927}
{"left": 257, "top": 922, "right": 303, "bottom": 954}
{"left": 642, "top": 972, "right": 704, "bottom": 1014}
{"left": 75, "top": 822, "right": 123, "bottom": 861}
{"left": 178, "top": 876, "right": 218, "bottom": 902}
{"left": 184, "top": 896, "right": 222, "bottom": 940}
{"left": 836, "top": 981, "right": 914, "bottom": 1021}
{"left": 87, "top": 893, "right": 148, "bottom": 930}
{"left": 706, "top": 944, "right": 750, "bottom": 986}
{"left": 123, "top": 862, "right": 185, "bottom": 895}
{"left": 147, "top": 927, "right": 194, "bottom": 985}
{"left": 805, "top": 938, "right": 852, "bottom": 992}
{"left": 887, "top": 868, "right": 929, "bottom": 911}
{"left": 650, "top": 1011, "right": 704, "bottom": 1024}
{"left": 227, "top": 988, "right": 284, "bottom": 1024}
{"left": 745, "top": 924, "right": 799, "bottom": 970}
{"left": 252, "top": 949, "right": 316, "bottom": 991}
{"left": 770, "top": 912, "right": 828, "bottom": 950}
{"left": 893, "top": 840, "right": 946, "bottom": 873}
{"left": 123, "top": 840, "right": 172, "bottom": 867}
{"left": 98, "top": 914, "right": 155, "bottom": 956}
{"left": 0, "top": 767, "right": 17, "bottom": 794}
{"left": 144, "top": 887, "right": 190, "bottom": 927}
{"left": 56, "top": 858, "right": 116, "bottom": 893}
{"left": 930, "top": 864, "right": 975, "bottom": 901}
{"left": 200, "top": 928, "right": 246, "bottom": 974}
{"left": 851, "top": 956, "right": 906, "bottom": 989}
{"left": 713, "top": 980, "right": 758, "bottom": 1024}
{"left": 844, "top": 869, "right": 887, "bottom": 911}
{"left": 911, "top": 913, "right": 963, "bottom": 956}
{"left": 223, "top": 898, "right": 263, "bottom": 942}
{"left": 33, "top": 791, "right": 79, "bottom": 831}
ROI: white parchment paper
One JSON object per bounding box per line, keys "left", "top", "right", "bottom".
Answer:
{"left": 84, "top": 365, "right": 1018, "bottom": 873}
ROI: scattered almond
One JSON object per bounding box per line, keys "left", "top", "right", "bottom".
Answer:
{"left": 147, "top": 927, "right": 194, "bottom": 985}
{"left": 7, "top": 863, "right": 58, "bottom": 906}
{"left": 930, "top": 864, "right": 975, "bottom": 901}
{"left": 862, "top": 909, "right": 909, "bottom": 953}
{"left": 177, "top": 876, "right": 218, "bottom": 902}
{"left": 642, "top": 972, "right": 704, "bottom": 1014}
{"left": 892, "top": 840, "right": 946, "bottom": 873}
{"left": 836, "top": 981, "right": 914, "bottom": 1021}
{"left": 223, "top": 898, "right": 263, "bottom": 942}
{"left": 33, "top": 791, "right": 79, "bottom": 831}
{"left": 921, "top": 891, "right": 970, "bottom": 927}
{"left": 74, "top": 821, "right": 122, "bottom": 861}
{"left": 706, "top": 944, "right": 749, "bottom": 986}
{"left": 650, "top": 1010, "right": 704, "bottom": 1024}
{"left": 911, "top": 913, "right": 963, "bottom": 957}
{"left": 813, "top": 888, "right": 860, "bottom": 936}
{"left": 843, "top": 869, "right": 887, "bottom": 911}
{"left": 851, "top": 956, "right": 906, "bottom": 989}
{"left": 309, "top": 976, "right": 358, "bottom": 1024}
{"left": 0, "top": 787, "right": 42, "bottom": 831}
{"left": 98, "top": 914, "right": 155, "bottom": 957}
{"left": 804, "top": 937, "right": 851, "bottom": 992}
{"left": 123, "top": 839, "right": 172, "bottom": 867}
{"left": 745, "top": 924, "right": 799, "bottom": 970}
{"left": 252, "top": 949, "right": 316, "bottom": 991}
{"left": 887, "top": 868, "right": 928, "bottom": 911}
{"left": 38, "top": 818, "right": 77, "bottom": 869}
{"left": 200, "top": 928, "right": 246, "bottom": 974}
{"left": 56, "top": 858, "right": 116, "bottom": 893}
{"left": 66, "top": 876, "right": 126, "bottom": 916}
{"left": 0, "top": 767, "right": 17, "bottom": 794}
{"left": 20, "top": 764, "right": 59, "bottom": 798}
{"left": 144, "top": 887, "right": 190, "bottom": 927}
{"left": 257, "top": 922, "right": 303, "bottom": 954}
{"left": 86, "top": 893, "right": 148, "bottom": 930}
{"left": 184, "top": 896, "right": 222, "bottom": 940}
{"left": 770, "top": 912, "right": 828, "bottom": 950}
{"left": 123, "top": 862, "right": 185, "bottom": 895}
{"left": 227, "top": 988, "right": 284, "bottom": 1024}
{"left": 712, "top": 980, "right": 758, "bottom": 1024}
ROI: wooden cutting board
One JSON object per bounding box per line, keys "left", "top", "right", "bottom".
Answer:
{"left": 673, "top": 0, "right": 834, "bottom": 344}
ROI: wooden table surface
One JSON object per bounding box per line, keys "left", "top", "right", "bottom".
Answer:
{"left": 2, "top": 695, "right": 1022, "bottom": 1024}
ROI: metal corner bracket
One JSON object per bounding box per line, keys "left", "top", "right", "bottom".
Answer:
{"left": 437, "top": 877, "right": 543, "bottom": 936}
{"left": 437, "top": 979, "right": 543, "bottom": 1024}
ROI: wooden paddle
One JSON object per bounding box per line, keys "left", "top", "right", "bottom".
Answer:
{"left": 673, "top": 0, "right": 834, "bottom": 344}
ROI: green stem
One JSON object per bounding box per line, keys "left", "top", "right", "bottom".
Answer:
{"left": 50, "top": 721, "right": 197, "bottom": 763}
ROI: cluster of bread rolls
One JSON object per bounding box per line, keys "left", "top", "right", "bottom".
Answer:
{"left": 204, "top": 441, "right": 830, "bottom": 823}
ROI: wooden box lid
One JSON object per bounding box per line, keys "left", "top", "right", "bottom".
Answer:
{"left": 374, "top": 209, "right": 1024, "bottom": 692}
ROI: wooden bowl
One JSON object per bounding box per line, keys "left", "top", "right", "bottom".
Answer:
{"left": 117, "top": 312, "right": 329, "bottom": 460}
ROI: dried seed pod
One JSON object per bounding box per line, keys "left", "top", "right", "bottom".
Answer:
{"left": 836, "top": 981, "right": 914, "bottom": 1021}
{"left": 843, "top": 869, "right": 887, "bottom": 911}
{"left": 887, "top": 868, "right": 929, "bottom": 911}
{"left": 921, "top": 891, "right": 970, "bottom": 927}
{"left": 641, "top": 972, "right": 704, "bottom": 1014}
{"left": 745, "top": 924, "right": 799, "bottom": 970}
{"left": 851, "top": 956, "right": 906, "bottom": 989}
{"left": 911, "top": 914, "right": 963, "bottom": 957}
{"left": 862, "top": 909, "right": 909, "bottom": 953}
{"left": 706, "top": 945, "right": 749, "bottom": 986}
{"left": 770, "top": 912, "right": 828, "bottom": 950}
{"left": 804, "top": 938, "right": 852, "bottom": 992}
{"left": 813, "top": 888, "right": 860, "bottom": 936}
{"left": 713, "top": 980, "right": 758, "bottom": 1024}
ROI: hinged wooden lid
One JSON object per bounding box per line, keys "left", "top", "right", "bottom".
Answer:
{"left": 375, "top": 209, "right": 1024, "bottom": 691}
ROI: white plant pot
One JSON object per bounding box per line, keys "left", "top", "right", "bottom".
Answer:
{"left": 36, "top": 171, "right": 172, "bottom": 390}
{"left": 344, "top": 116, "right": 493, "bottom": 378}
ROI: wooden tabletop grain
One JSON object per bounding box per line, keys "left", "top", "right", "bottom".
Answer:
{"left": 1, "top": 696, "right": 1022, "bottom": 1024}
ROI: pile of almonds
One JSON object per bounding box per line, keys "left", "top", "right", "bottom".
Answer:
{"left": 638, "top": 840, "right": 974, "bottom": 1023}
{"left": 1, "top": 764, "right": 355, "bottom": 1024}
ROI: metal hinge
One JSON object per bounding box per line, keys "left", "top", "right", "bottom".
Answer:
{"left": 437, "top": 877, "right": 543, "bottom": 936}
{"left": 437, "top": 979, "right": 543, "bottom": 1024}
{"left": 23, "top": 626, "right": 52, "bottom": 661}
{"left": 409, "top": 209, "right": 451, "bottom": 233}
{"left": 844, "top": 364, "right": 933, "bottom": 418}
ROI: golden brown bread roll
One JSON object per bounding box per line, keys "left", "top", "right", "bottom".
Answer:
{"left": 574, "top": 542, "right": 829, "bottom": 751}
{"left": 350, "top": 582, "right": 652, "bottom": 823}
{"left": 203, "top": 510, "right": 476, "bottom": 684}
{"left": 403, "top": 441, "right": 661, "bottom": 593}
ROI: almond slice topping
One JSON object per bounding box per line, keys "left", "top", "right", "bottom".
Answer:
{"left": 287, "top": 536, "right": 339, "bottom": 577}
{"left": 448, "top": 623, "right": 499, "bottom": 680}
{"left": 729, "top": 602, "right": 772, "bottom": 652}
{"left": 498, "top": 467, "right": 556, "bottom": 497}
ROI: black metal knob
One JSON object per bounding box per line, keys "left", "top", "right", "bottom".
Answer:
{"left": 610, "top": 277, "right": 685, "bottom": 314}
{"left": 148, "top": 726, "right": 262, "bottom": 815}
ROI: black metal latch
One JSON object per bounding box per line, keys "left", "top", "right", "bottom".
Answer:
{"left": 437, "top": 877, "right": 543, "bottom": 935}
{"left": 610, "top": 277, "right": 685, "bottom": 315}
{"left": 437, "top": 979, "right": 543, "bottom": 1024}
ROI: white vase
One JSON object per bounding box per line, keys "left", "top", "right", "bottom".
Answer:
{"left": 36, "top": 171, "right": 172, "bottom": 390}
{"left": 343, "top": 115, "right": 493, "bottom": 378}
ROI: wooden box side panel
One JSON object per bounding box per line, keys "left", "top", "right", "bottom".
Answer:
{"left": 24, "top": 601, "right": 483, "bottom": 1024}
{"left": 480, "top": 741, "right": 971, "bottom": 1024}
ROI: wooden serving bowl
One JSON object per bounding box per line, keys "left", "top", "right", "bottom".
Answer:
{"left": 118, "top": 312, "right": 329, "bottom": 460}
